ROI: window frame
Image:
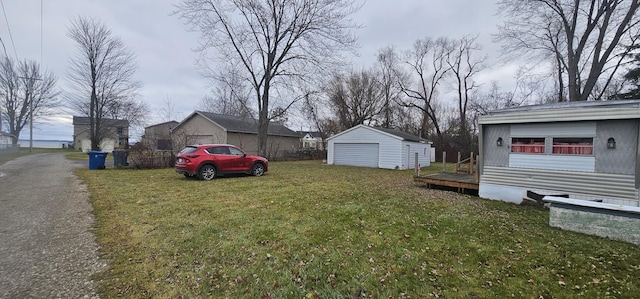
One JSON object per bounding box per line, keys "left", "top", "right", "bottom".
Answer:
{"left": 551, "top": 137, "right": 593, "bottom": 156}
{"left": 510, "top": 137, "right": 546, "bottom": 154}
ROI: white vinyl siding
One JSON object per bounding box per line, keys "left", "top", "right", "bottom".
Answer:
{"left": 402, "top": 141, "right": 431, "bottom": 169}
{"left": 511, "top": 122, "right": 596, "bottom": 136}
{"left": 508, "top": 121, "right": 597, "bottom": 172}
{"left": 509, "top": 154, "right": 595, "bottom": 172}
{"left": 481, "top": 166, "right": 637, "bottom": 205}
{"left": 328, "top": 126, "right": 400, "bottom": 169}
{"left": 333, "top": 143, "right": 379, "bottom": 167}
{"left": 327, "top": 125, "right": 430, "bottom": 169}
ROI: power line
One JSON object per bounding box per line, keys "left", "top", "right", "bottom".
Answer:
{"left": 40, "top": 0, "right": 42, "bottom": 64}
{"left": 0, "top": 36, "right": 7, "bottom": 57}
{"left": 0, "top": 0, "right": 18, "bottom": 59}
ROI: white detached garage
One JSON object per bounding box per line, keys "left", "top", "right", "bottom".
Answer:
{"left": 327, "top": 125, "right": 431, "bottom": 169}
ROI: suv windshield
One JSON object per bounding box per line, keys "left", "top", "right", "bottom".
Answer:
{"left": 178, "top": 146, "right": 199, "bottom": 154}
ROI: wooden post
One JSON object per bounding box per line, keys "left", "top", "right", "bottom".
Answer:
{"left": 475, "top": 154, "right": 480, "bottom": 183}
{"left": 414, "top": 152, "right": 419, "bottom": 177}
{"left": 442, "top": 152, "right": 446, "bottom": 172}
{"left": 469, "top": 152, "right": 474, "bottom": 174}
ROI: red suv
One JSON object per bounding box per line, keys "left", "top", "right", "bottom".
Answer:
{"left": 175, "top": 144, "right": 268, "bottom": 180}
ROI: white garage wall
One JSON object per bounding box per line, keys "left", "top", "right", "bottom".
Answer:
{"left": 328, "top": 126, "right": 429, "bottom": 169}
{"left": 402, "top": 141, "right": 431, "bottom": 169}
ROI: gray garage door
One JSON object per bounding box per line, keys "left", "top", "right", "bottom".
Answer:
{"left": 334, "top": 143, "right": 379, "bottom": 167}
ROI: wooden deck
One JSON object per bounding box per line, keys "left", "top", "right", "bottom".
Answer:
{"left": 414, "top": 172, "right": 479, "bottom": 193}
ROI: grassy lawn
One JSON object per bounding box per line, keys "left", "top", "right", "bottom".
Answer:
{"left": 76, "top": 161, "right": 640, "bottom": 298}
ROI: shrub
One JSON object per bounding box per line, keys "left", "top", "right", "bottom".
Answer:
{"left": 128, "top": 142, "right": 174, "bottom": 169}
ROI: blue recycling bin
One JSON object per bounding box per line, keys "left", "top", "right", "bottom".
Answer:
{"left": 88, "top": 151, "right": 108, "bottom": 170}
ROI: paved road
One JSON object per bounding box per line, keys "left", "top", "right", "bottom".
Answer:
{"left": 0, "top": 153, "right": 105, "bottom": 298}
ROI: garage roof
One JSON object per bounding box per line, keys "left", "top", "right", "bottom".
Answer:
{"left": 328, "top": 125, "right": 428, "bottom": 143}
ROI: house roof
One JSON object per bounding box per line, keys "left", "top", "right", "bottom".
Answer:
{"left": 373, "top": 127, "right": 426, "bottom": 143}
{"left": 175, "top": 111, "right": 299, "bottom": 137}
{"left": 145, "top": 120, "right": 179, "bottom": 129}
{"left": 327, "top": 124, "right": 427, "bottom": 143}
{"left": 72, "top": 116, "right": 129, "bottom": 127}
{"left": 0, "top": 131, "right": 15, "bottom": 137}
{"left": 298, "top": 131, "right": 325, "bottom": 139}
{"left": 479, "top": 99, "right": 640, "bottom": 125}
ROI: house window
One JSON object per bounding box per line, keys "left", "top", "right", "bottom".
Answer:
{"left": 511, "top": 137, "right": 545, "bottom": 154}
{"left": 157, "top": 139, "right": 172, "bottom": 151}
{"left": 552, "top": 138, "right": 593, "bottom": 155}
{"left": 117, "top": 127, "right": 124, "bottom": 134}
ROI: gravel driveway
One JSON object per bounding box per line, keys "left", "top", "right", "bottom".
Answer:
{"left": 0, "top": 153, "right": 105, "bottom": 298}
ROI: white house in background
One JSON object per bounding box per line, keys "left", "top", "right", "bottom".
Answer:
{"left": 0, "top": 131, "right": 14, "bottom": 143}
{"left": 299, "top": 131, "right": 325, "bottom": 150}
{"left": 0, "top": 131, "right": 15, "bottom": 150}
{"left": 327, "top": 125, "right": 431, "bottom": 169}
{"left": 478, "top": 100, "right": 640, "bottom": 207}
{"left": 72, "top": 116, "right": 130, "bottom": 152}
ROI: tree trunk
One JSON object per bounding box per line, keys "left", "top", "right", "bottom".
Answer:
{"left": 258, "top": 63, "right": 272, "bottom": 158}
{"left": 90, "top": 85, "right": 98, "bottom": 151}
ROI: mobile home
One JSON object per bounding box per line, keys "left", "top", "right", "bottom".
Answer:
{"left": 478, "top": 100, "right": 640, "bottom": 207}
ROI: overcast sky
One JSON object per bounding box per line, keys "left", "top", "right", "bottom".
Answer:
{"left": 1, "top": 0, "right": 511, "bottom": 141}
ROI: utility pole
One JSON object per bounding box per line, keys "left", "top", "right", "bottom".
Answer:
{"left": 29, "top": 93, "right": 33, "bottom": 152}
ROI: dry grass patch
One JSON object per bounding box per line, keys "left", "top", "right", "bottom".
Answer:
{"left": 77, "top": 161, "right": 640, "bottom": 298}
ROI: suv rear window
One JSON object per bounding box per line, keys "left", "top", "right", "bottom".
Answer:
{"left": 178, "top": 146, "right": 199, "bottom": 154}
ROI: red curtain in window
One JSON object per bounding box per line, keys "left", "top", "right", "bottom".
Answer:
{"left": 578, "top": 143, "right": 592, "bottom": 155}
{"left": 552, "top": 142, "right": 592, "bottom": 155}
{"left": 512, "top": 141, "right": 523, "bottom": 153}
{"left": 512, "top": 141, "right": 545, "bottom": 153}
{"left": 532, "top": 142, "right": 544, "bottom": 153}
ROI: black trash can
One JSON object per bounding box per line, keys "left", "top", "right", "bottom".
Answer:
{"left": 112, "top": 150, "right": 129, "bottom": 167}
{"left": 88, "top": 151, "right": 108, "bottom": 170}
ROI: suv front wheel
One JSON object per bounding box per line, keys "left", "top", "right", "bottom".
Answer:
{"left": 251, "top": 163, "right": 265, "bottom": 177}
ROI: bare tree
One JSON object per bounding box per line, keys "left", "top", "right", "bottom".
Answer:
{"left": 398, "top": 37, "right": 453, "bottom": 141}
{"left": 0, "top": 57, "right": 59, "bottom": 144}
{"left": 199, "top": 66, "right": 254, "bottom": 118}
{"left": 104, "top": 97, "right": 149, "bottom": 129}
{"left": 447, "top": 35, "right": 486, "bottom": 149}
{"left": 327, "top": 70, "right": 385, "bottom": 130}
{"left": 157, "top": 95, "right": 182, "bottom": 122}
{"left": 496, "top": 0, "right": 640, "bottom": 101}
{"left": 618, "top": 45, "right": 640, "bottom": 98}
{"left": 376, "top": 46, "right": 408, "bottom": 128}
{"left": 176, "top": 0, "right": 361, "bottom": 156}
{"left": 66, "top": 16, "right": 143, "bottom": 150}
{"left": 301, "top": 90, "right": 329, "bottom": 140}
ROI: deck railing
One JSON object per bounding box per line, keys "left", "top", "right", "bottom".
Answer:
{"left": 455, "top": 152, "right": 475, "bottom": 174}
{"left": 455, "top": 152, "right": 479, "bottom": 182}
